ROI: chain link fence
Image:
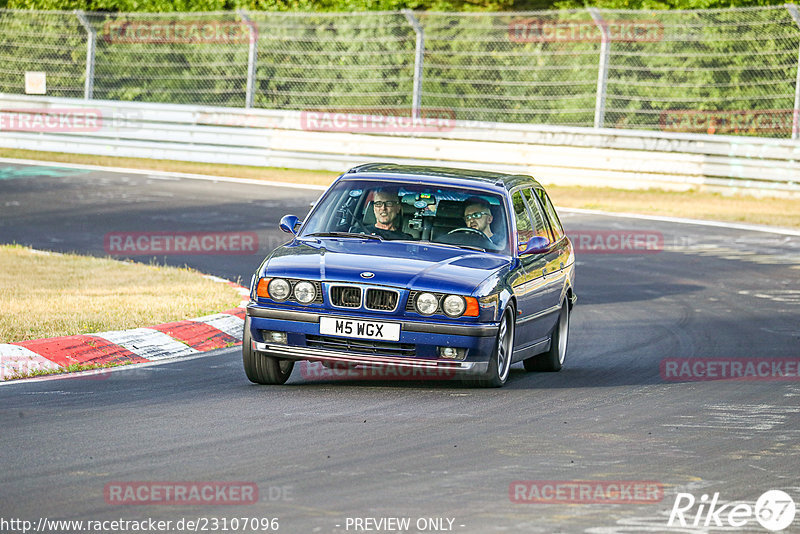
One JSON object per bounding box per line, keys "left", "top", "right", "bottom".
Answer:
{"left": 1, "top": 7, "right": 799, "bottom": 138}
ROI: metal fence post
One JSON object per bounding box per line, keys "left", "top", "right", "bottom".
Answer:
{"left": 238, "top": 10, "right": 258, "bottom": 109}
{"left": 403, "top": 9, "right": 424, "bottom": 120}
{"left": 75, "top": 10, "right": 95, "bottom": 99}
{"left": 786, "top": 4, "right": 800, "bottom": 140}
{"left": 588, "top": 8, "right": 610, "bottom": 129}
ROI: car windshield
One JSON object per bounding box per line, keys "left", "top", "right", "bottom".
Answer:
{"left": 300, "top": 179, "right": 511, "bottom": 254}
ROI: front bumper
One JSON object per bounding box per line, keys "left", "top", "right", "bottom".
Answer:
{"left": 247, "top": 306, "right": 498, "bottom": 337}
{"left": 247, "top": 305, "right": 498, "bottom": 376}
{"left": 251, "top": 341, "right": 489, "bottom": 375}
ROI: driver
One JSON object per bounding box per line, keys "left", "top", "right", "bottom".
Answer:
{"left": 366, "top": 188, "right": 413, "bottom": 240}
{"left": 464, "top": 197, "right": 504, "bottom": 247}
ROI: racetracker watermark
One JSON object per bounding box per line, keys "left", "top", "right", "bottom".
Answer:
{"left": 102, "top": 20, "right": 256, "bottom": 44}
{"left": 0, "top": 108, "right": 141, "bottom": 132}
{"left": 0, "top": 109, "right": 102, "bottom": 132}
{"left": 196, "top": 111, "right": 282, "bottom": 129}
{"left": 510, "top": 480, "right": 664, "bottom": 504}
{"left": 508, "top": 18, "right": 664, "bottom": 43}
{"left": 300, "top": 361, "right": 458, "bottom": 381}
{"left": 667, "top": 489, "right": 796, "bottom": 531}
{"left": 104, "top": 231, "right": 259, "bottom": 256}
{"left": 103, "top": 482, "right": 276, "bottom": 505}
{"left": 0, "top": 355, "right": 58, "bottom": 381}
{"left": 1, "top": 354, "right": 117, "bottom": 381}
{"left": 300, "top": 108, "right": 456, "bottom": 134}
{"left": 660, "top": 109, "right": 798, "bottom": 135}
{"left": 567, "top": 230, "right": 663, "bottom": 254}
{"left": 0, "top": 517, "right": 280, "bottom": 533}
{"left": 661, "top": 358, "right": 800, "bottom": 382}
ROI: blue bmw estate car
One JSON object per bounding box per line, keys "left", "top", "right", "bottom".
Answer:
{"left": 243, "top": 163, "right": 576, "bottom": 387}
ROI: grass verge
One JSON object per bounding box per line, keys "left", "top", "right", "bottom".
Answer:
{"left": 0, "top": 148, "right": 335, "bottom": 186}
{"left": 1, "top": 148, "right": 799, "bottom": 229}
{"left": 0, "top": 244, "right": 243, "bottom": 343}
{"left": 545, "top": 186, "right": 800, "bottom": 230}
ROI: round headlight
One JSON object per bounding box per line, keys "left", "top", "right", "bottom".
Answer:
{"left": 442, "top": 295, "right": 466, "bottom": 317}
{"left": 268, "top": 278, "right": 290, "bottom": 301}
{"left": 294, "top": 281, "right": 316, "bottom": 304}
{"left": 415, "top": 292, "right": 438, "bottom": 315}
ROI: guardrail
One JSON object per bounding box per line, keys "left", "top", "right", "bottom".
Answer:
{"left": 4, "top": 8, "right": 800, "bottom": 139}
{"left": 0, "top": 94, "right": 798, "bottom": 195}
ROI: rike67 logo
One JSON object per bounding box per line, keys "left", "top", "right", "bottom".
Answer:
{"left": 667, "top": 490, "right": 796, "bottom": 532}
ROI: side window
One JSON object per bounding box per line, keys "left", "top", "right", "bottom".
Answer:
{"left": 521, "top": 189, "right": 550, "bottom": 239}
{"left": 511, "top": 190, "right": 534, "bottom": 250}
{"left": 536, "top": 189, "right": 565, "bottom": 241}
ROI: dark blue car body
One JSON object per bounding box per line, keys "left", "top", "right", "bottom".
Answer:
{"left": 243, "top": 164, "right": 576, "bottom": 387}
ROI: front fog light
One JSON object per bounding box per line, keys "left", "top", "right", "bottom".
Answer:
{"left": 263, "top": 330, "right": 287, "bottom": 345}
{"left": 415, "top": 292, "right": 438, "bottom": 315}
{"left": 293, "top": 281, "right": 316, "bottom": 304}
{"left": 438, "top": 347, "right": 466, "bottom": 360}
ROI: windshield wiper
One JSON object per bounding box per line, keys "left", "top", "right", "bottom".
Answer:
{"left": 306, "top": 232, "right": 383, "bottom": 241}
{"left": 428, "top": 241, "right": 486, "bottom": 252}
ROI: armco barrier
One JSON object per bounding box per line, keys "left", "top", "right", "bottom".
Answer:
{"left": 0, "top": 94, "right": 798, "bottom": 195}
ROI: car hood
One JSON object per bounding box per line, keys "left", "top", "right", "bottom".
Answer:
{"left": 263, "top": 238, "right": 511, "bottom": 295}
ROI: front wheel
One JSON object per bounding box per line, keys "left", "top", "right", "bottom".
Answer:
{"left": 242, "top": 317, "right": 295, "bottom": 385}
{"left": 524, "top": 300, "right": 569, "bottom": 372}
{"left": 475, "top": 306, "right": 515, "bottom": 388}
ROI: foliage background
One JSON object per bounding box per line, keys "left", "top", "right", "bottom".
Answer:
{"left": 0, "top": 0, "right": 798, "bottom": 137}
{"left": 2, "top": 0, "right": 794, "bottom": 14}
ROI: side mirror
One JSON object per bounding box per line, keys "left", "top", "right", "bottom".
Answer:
{"left": 279, "top": 214, "right": 301, "bottom": 235}
{"left": 520, "top": 236, "right": 550, "bottom": 255}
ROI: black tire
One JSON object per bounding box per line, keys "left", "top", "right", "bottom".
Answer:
{"left": 474, "top": 305, "right": 515, "bottom": 388}
{"left": 242, "top": 317, "right": 295, "bottom": 385}
{"left": 523, "top": 300, "right": 569, "bottom": 372}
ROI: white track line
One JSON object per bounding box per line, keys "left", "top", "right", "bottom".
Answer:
{"left": 0, "top": 156, "right": 329, "bottom": 191}
{"left": 560, "top": 208, "right": 800, "bottom": 237}
{"left": 0, "top": 348, "right": 233, "bottom": 387}
{"left": 1, "top": 156, "right": 797, "bottom": 236}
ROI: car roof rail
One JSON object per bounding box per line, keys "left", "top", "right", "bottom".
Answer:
{"left": 346, "top": 163, "right": 398, "bottom": 174}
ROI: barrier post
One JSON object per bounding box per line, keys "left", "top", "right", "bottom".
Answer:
{"left": 786, "top": 4, "right": 800, "bottom": 140}
{"left": 75, "top": 10, "right": 95, "bottom": 99}
{"left": 589, "top": 8, "right": 610, "bottom": 129}
{"left": 238, "top": 10, "right": 258, "bottom": 109}
{"left": 403, "top": 9, "right": 424, "bottom": 120}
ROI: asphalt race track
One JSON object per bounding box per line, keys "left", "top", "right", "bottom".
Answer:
{"left": 1, "top": 162, "right": 799, "bottom": 534}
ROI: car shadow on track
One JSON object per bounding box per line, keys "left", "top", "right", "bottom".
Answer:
{"left": 273, "top": 363, "right": 664, "bottom": 390}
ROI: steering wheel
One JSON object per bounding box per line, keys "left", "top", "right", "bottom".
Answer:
{"left": 348, "top": 219, "right": 369, "bottom": 234}
{"left": 445, "top": 227, "right": 495, "bottom": 247}
{"left": 340, "top": 204, "right": 369, "bottom": 234}
{"left": 447, "top": 227, "right": 487, "bottom": 238}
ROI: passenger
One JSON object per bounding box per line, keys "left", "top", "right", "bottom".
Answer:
{"left": 366, "top": 188, "right": 413, "bottom": 240}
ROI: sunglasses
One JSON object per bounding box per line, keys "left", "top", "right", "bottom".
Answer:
{"left": 373, "top": 201, "right": 399, "bottom": 208}
{"left": 464, "top": 210, "right": 490, "bottom": 220}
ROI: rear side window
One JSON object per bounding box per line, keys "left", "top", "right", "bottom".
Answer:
{"left": 511, "top": 191, "right": 533, "bottom": 250}
{"left": 536, "top": 189, "right": 565, "bottom": 241}
{"left": 521, "top": 189, "right": 550, "bottom": 239}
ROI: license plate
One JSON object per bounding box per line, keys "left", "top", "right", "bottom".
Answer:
{"left": 319, "top": 317, "right": 400, "bottom": 341}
